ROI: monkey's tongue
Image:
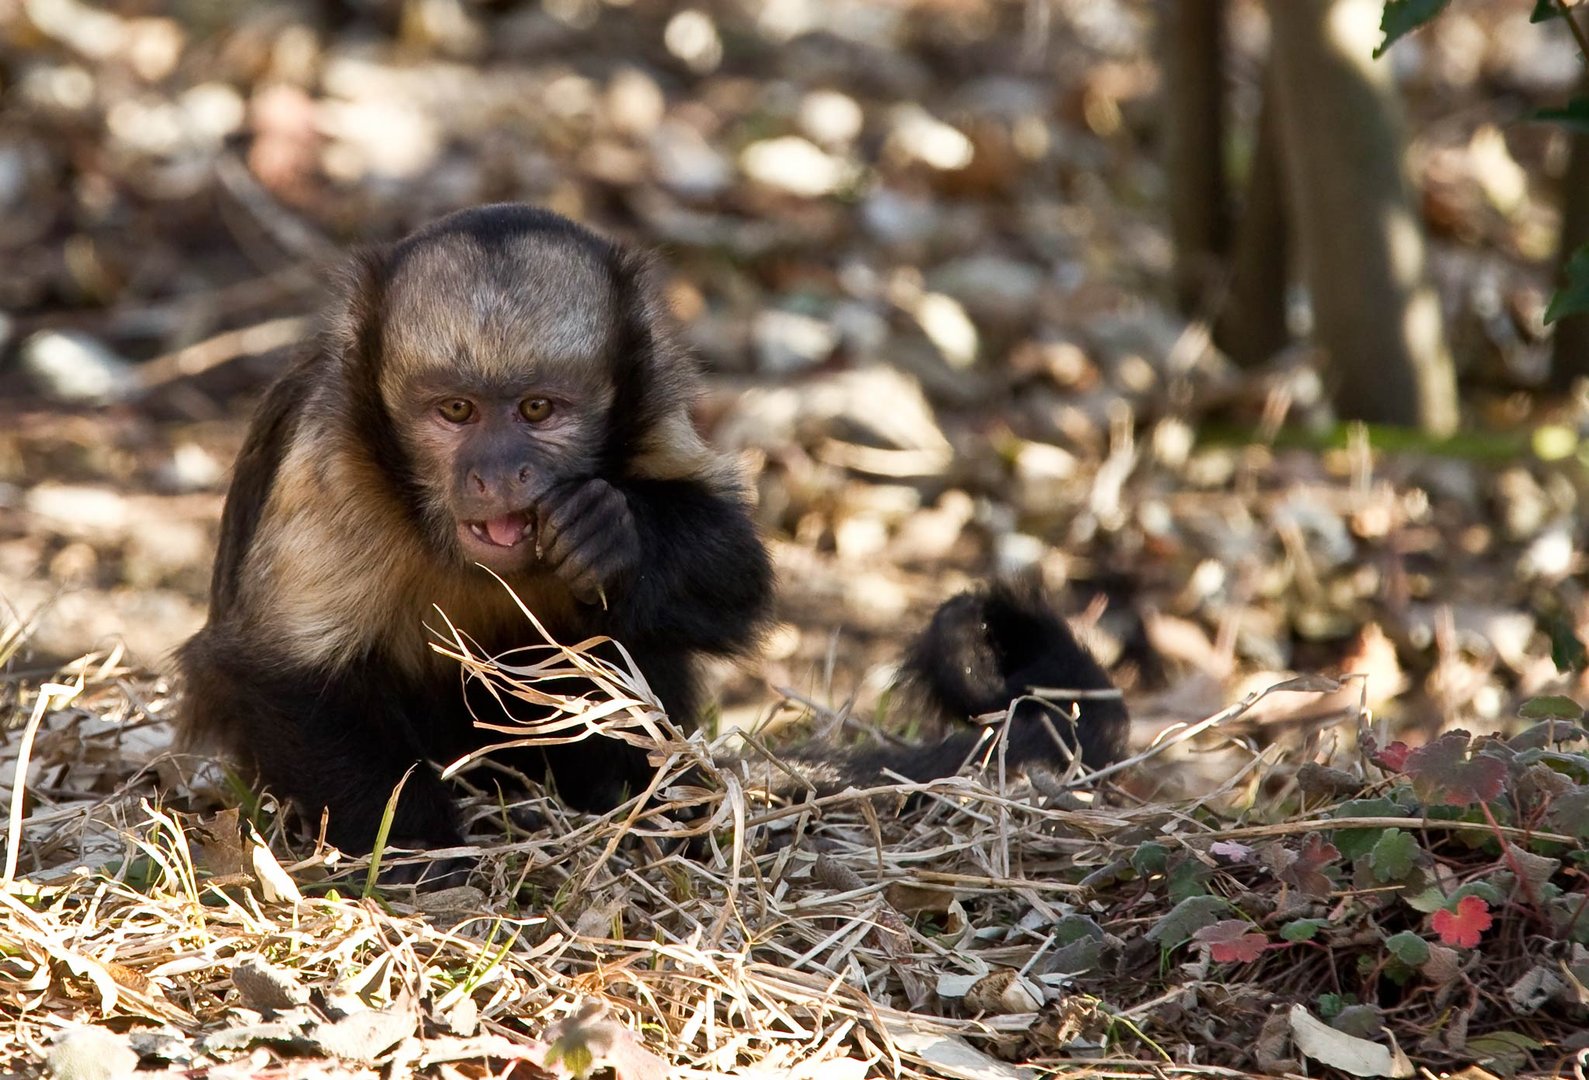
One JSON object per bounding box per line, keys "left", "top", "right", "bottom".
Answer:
{"left": 473, "top": 513, "right": 533, "bottom": 548}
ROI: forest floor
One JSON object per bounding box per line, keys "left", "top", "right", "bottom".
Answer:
{"left": 3, "top": 0, "right": 1589, "bottom": 1076}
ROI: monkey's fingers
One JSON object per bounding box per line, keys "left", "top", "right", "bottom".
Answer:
{"left": 542, "top": 507, "right": 631, "bottom": 571}
{"left": 541, "top": 489, "right": 637, "bottom": 572}
{"left": 536, "top": 480, "right": 623, "bottom": 555}
{"left": 559, "top": 532, "right": 638, "bottom": 603}
{"left": 540, "top": 477, "right": 613, "bottom": 527}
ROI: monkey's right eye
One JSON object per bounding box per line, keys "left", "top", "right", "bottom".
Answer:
{"left": 437, "top": 399, "right": 475, "bottom": 423}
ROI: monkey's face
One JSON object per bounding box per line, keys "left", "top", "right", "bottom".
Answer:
{"left": 400, "top": 381, "right": 609, "bottom": 571}
{"left": 375, "top": 233, "right": 619, "bottom": 571}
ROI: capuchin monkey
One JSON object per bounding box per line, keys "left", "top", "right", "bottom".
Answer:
{"left": 177, "top": 204, "right": 1128, "bottom": 877}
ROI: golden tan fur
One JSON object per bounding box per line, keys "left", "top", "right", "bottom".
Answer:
{"left": 630, "top": 410, "right": 734, "bottom": 486}
{"left": 240, "top": 427, "right": 580, "bottom": 674}
{"left": 374, "top": 232, "right": 620, "bottom": 405}
{"left": 229, "top": 223, "right": 736, "bottom": 675}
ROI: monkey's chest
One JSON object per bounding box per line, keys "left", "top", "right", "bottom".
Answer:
{"left": 408, "top": 629, "right": 600, "bottom": 763}
{"left": 393, "top": 571, "right": 592, "bottom": 755}
{"left": 414, "top": 570, "right": 582, "bottom": 653}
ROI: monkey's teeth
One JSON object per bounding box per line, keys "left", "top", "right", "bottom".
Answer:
{"left": 471, "top": 514, "right": 531, "bottom": 547}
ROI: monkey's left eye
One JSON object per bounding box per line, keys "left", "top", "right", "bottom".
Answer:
{"left": 437, "top": 399, "right": 475, "bottom": 423}
{"left": 520, "top": 398, "right": 554, "bottom": 422}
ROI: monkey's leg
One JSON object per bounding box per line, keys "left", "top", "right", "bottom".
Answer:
{"left": 182, "top": 640, "right": 464, "bottom": 856}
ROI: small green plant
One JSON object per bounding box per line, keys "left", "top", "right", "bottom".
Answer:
{"left": 364, "top": 765, "right": 418, "bottom": 898}
{"left": 1103, "top": 698, "right": 1588, "bottom": 1075}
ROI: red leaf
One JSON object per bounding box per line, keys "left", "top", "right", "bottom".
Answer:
{"left": 1296, "top": 832, "right": 1341, "bottom": 870}
{"left": 1195, "top": 920, "right": 1269, "bottom": 963}
{"left": 1431, "top": 895, "right": 1493, "bottom": 949}
{"left": 1371, "top": 740, "right": 1411, "bottom": 772}
{"left": 1276, "top": 833, "right": 1341, "bottom": 897}
{"left": 1404, "top": 730, "right": 1507, "bottom": 805}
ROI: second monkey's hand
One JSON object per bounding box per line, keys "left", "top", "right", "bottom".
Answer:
{"left": 535, "top": 477, "right": 640, "bottom": 605}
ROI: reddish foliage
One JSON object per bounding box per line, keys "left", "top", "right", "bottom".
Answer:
{"left": 1405, "top": 730, "right": 1507, "bottom": 806}
{"left": 1371, "top": 740, "right": 1412, "bottom": 772}
{"left": 1195, "top": 920, "right": 1270, "bottom": 963}
{"left": 1431, "top": 896, "right": 1494, "bottom": 948}
{"left": 1279, "top": 833, "right": 1342, "bottom": 897}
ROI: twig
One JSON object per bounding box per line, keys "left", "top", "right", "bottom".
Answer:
{"left": 134, "top": 316, "right": 310, "bottom": 392}
{"left": 1080, "top": 674, "right": 1344, "bottom": 785}
{"left": 215, "top": 154, "right": 339, "bottom": 262}
{"left": 1182, "top": 815, "right": 1575, "bottom": 849}
{"left": 3, "top": 677, "right": 84, "bottom": 886}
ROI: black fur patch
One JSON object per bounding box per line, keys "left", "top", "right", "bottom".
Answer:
{"left": 903, "top": 577, "right": 1130, "bottom": 771}
{"left": 759, "top": 579, "right": 1130, "bottom": 794}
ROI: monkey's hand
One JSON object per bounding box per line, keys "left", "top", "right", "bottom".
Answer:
{"left": 536, "top": 478, "right": 640, "bottom": 605}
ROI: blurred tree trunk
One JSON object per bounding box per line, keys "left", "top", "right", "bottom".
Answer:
{"left": 1161, "top": 0, "right": 1229, "bottom": 314}
{"left": 1268, "top": 0, "right": 1459, "bottom": 434}
{"left": 1551, "top": 67, "right": 1589, "bottom": 389}
{"left": 1215, "top": 78, "right": 1291, "bottom": 367}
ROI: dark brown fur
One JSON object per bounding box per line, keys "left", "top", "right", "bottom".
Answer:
{"left": 179, "top": 205, "right": 773, "bottom": 856}
{"left": 178, "top": 205, "right": 1129, "bottom": 873}
{"left": 757, "top": 577, "right": 1131, "bottom": 795}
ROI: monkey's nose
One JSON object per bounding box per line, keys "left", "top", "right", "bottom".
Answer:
{"left": 467, "top": 465, "right": 535, "bottom": 502}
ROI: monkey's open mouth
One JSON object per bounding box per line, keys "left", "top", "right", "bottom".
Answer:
{"left": 463, "top": 512, "right": 535, "bottom": 549}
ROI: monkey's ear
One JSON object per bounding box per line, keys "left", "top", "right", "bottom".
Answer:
{"left": 324, "top": 248, "right": 390, "bottom": 368}
{"left": 611, "top": 247, "right": 675, "bottom": 337}
{"left": 606, "top": 246, "right": 731, "bottom": 486}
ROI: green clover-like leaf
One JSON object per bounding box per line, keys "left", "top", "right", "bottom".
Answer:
{"left": 1369, "top": 828, "right": 1421, "bottom": 883}
{"left": 1386, "top": 930, "right": 1431, "bottom": 966}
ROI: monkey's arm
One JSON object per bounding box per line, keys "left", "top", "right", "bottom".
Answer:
{"left": 536, "top": 476, "right": 772, "bottom": 654}
{"left": 207, "top": 364, "right": 308, "bottom": 613}
{"left": 611, "top": 477, "right": 773, "bottom": 653}
{"left": 902, "top": 579, "right": 1130, "bottom": 770}
{"left": 757, "top": 580, "right": 1130, "bottom": 797}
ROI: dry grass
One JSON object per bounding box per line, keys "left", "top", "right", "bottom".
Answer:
{"left": 3, "top": 599, "right": 1585, "bottom": 1079}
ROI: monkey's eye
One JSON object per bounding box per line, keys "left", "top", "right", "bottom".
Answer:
{"left": 437, "top": 399, "right": 475, "bottom": 423}
{"left": 519, "top": 398, "right": 554, "bottom": 423}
